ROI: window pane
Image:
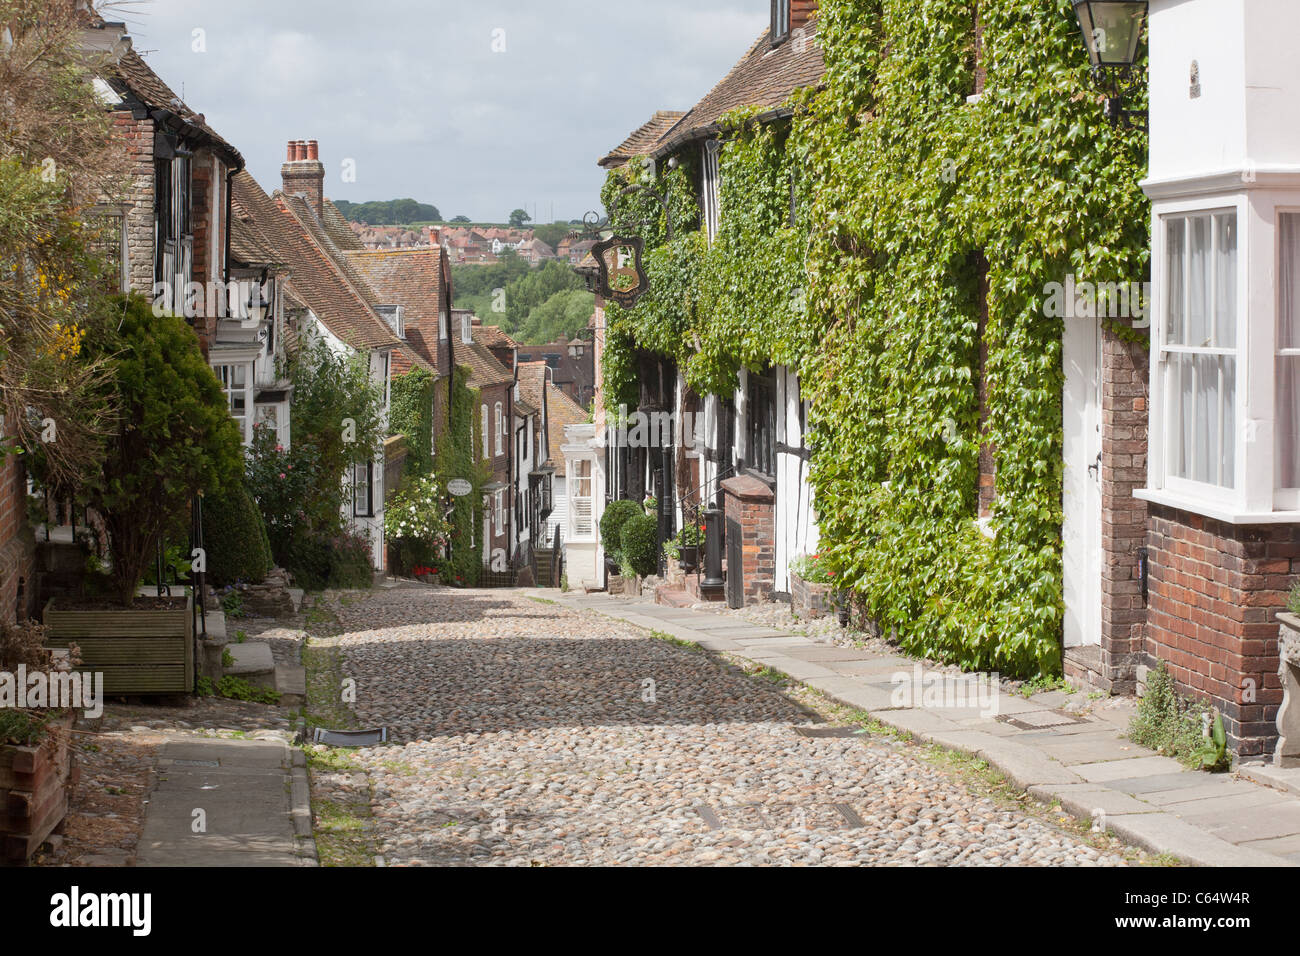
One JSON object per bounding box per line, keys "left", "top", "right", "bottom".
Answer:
{"left": 1279, "top": 356, "right": 1300, "bottom": 487}
{"left": 1165, "top": 218, "right": 1185, "bottom": 345}
{"left": 1187, "top": 215, "right": 1211, "bottom": 347}
{"left": 1214, "top": 213, "right": 1237, "bottom": 348}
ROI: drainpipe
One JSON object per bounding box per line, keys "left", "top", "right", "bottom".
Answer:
{"left": 223, "top": 165, "right": 236, "bottom": 286}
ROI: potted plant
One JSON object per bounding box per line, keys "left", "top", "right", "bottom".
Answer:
{"left": 0, "top": 620, "right": 79, "bottom": 863}
{"left": 599, "top": 500, "right": 641, "bottom": 593}
{"left": 675, "top": 522, "right": 705, "bottom": 573}
{"left": 43, "top": 296, "right": 243, "bottom": 695}
{"left": 789, "top": 552, "right": 835, "bottom": 619}
{"left": 642, "top": 495, "right": 657, "bottom": 516}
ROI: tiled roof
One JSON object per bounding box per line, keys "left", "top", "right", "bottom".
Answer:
{"left": 344, "top": 249, "right": 446, "bottom": 332}
{"left": 545, "top": 382, "right": 588, "bottom": 467}
{"left": 229, "top": 175, "right": 282, "bottom": 268}
{"left": 599, "top": 110, "right": 687, "bottom": 169}
{"left": 606, "top": 21, "right": 824, "bottom": 164}
{"left": 516, "top": 361, "right": 548, "bottom": 420}
{"left": 471, "top": 323, "right": 518, "bottom": 351}
{"left": 279, "top": 193, "right": 381, "bottom": 310}
{"left": 234, "top": 181, "right": 405, "bottom": 353}
{"left": 321, "top": 199, "right": 366, "bottom": 251}
{"left": 455, "top": 339, "right": 513, "bottom": 389}
{"left": 108, "top": 49, "right": 243, "bottom": 168}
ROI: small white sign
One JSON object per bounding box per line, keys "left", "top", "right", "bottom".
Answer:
{"left": 448, "top": 478, "right": 472, "bottom": 496}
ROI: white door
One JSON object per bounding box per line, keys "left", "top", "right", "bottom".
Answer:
{"left": 1062, "top": 314, "right": 1102, "bottom": 647}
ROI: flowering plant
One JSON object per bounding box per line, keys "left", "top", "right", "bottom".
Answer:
{"left": 676, "top": 522, "right": 705, "bottom": 548}
{"left": 383, "top": 474, "right": 451, "bottom": 545}
{"left": 789, "top": 552, "right": 834, "bottom": 585}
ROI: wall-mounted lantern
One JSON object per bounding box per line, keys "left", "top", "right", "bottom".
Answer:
{"left": 1071, "top": 0, "right": 1149, "bottom": 129}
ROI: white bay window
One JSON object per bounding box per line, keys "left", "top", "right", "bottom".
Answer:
{"left": 1162, "top": 211, "right": 1237, "bottom": 491}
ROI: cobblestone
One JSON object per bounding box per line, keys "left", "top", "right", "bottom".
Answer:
{"left": 319, "top": 587, "right": 1134, "bottom": 866}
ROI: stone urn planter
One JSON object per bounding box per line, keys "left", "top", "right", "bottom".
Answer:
{"left": 1, "top": 710, "right": 78, "bottom": 865}
{"left": 790, "top": 569, "right": 833, "bottom": 619}
{"left": 43, "top": 594, "right": 194, "bottom": 696}
{"left": 1275, "top": 611, "right": 1300, "bottom": 766}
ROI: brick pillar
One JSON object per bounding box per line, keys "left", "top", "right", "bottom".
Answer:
{"left": 1099, "top": 327, "right": 1149, "bottom": 691}
{"left": 0, "top": 453, "right": 35, "bottom": 624}
{"left": 721, "top": 475, "right": 774, "bottom": 605}
{"left": 1145, "top": 506, "right": 1299, "bottom": 756}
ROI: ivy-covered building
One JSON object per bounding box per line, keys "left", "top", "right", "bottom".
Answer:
{"left": 592, "top": 0, "right": 825, "bottom": 605}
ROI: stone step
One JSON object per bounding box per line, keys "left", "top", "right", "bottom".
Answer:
{"left": 276, "top": 665, "right": 306, "bottom": 708}
{"left": 655, "top": 586, "right": 695, "bottom": 608}
{"left": 224, "top": 641, "right": 276, "bottom": 690}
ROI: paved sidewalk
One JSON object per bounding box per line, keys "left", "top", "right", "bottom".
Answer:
{"left": 543, "top": 589, "right": 1300, "bottom": 867}
{"left": 138, "top": 737, "right": 316, "bottom": 866}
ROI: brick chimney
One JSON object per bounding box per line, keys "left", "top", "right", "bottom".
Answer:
{"left": 281, "top": 138, "right": 325, "bottom": 218}
{"left": 791, "top": 0, "right": 818, "bottom": 32}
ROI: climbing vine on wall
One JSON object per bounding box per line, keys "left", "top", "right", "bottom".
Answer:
{"left": 599, "top": 0, "right": 1150, "bottom": 677}
{"left": 436, "top": 365, "right": 490, "bottom": 586}
{"left": 390, "top": 368, "right": 435, "bottom": 478}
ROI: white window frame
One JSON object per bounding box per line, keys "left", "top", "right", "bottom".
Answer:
{"left": 702, "top": 140, "right": 721, "bottom": 243}
{"left": 495, "top": 401, "right": 504, "bottom": 456}
{"left": 481, "top": 403, "right": 489, "bottom": 460}
{"left": 567, "top": 456, "right": 594, "bottom": 540}
{"left": 439, "top": 308, "right": 448, "bottom": 340}
{"left": 1135, "top": 191, "right": 1300, "bottom": 523}
{"left": 1159, "top": 207, "right": 1238, "bottom": 497}
{"left": 1276, "top": 208, "right": 1300, "bottom": 510}
{"left": 215, "top": 362, "right": 253, "bottom": 444}
{"left": 494, "top": 489, "right": 504, "bottom": 535}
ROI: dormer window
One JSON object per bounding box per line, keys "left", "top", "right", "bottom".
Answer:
{"left": 461, "top": 314, "right": 473, "bottom": 344}
{"left": 377, "top": 304, "right": 404, "bottom": 339}
{"left": 771, "top": 0, "right": 791, "bottom": 43}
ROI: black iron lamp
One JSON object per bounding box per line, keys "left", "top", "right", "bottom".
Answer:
{"left": 1071, "top": 0, "right": 1149, "bottom": 129}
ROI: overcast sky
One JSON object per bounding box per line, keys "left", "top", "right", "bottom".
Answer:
{"left": 111, "top": 0, "right": 767, "bottom": 224}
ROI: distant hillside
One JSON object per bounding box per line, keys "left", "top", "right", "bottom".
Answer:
{"left": 334, "top": 198, "right": 441, "bottom": 225}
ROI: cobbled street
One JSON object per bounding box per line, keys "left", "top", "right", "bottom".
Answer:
{"left": 309, "top": 586, "right": 1142, "bottom": 867}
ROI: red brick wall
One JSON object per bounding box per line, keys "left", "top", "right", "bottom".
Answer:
{"left": 791, "top": 0, "right": 818, "bottom": 31}
{"left": 0, "top": 452, "right": 34, "bottom": 625}
{"left": 1145, "top": 505, "right": 1297, "bottom": 756}
{"left": 722, "top": 475, "right": 774, "bottom": 604}
{"left": 1099, "top": 327, "right": 1149, "bottom": 691}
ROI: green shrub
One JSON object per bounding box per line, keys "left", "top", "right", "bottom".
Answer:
{"left": 203, "top": 479, "right": 272, "bottom": 587}
{"left": 1288, "top": 579, "right": 1300, "bottom": 616}
{"left": 620, "top": 513, "right": 659, "bottom": 578}
{"left": 599, "top": 500, "right": 642, "bottom": 562}
{"left": 328, "top": 531, "right": 375, "bottom": 590}
{"left": 1129, "top": 661, "right": 1229, "bottom": 772}
{"left": 81, "top": 295, "right": 243, "bottom": 605}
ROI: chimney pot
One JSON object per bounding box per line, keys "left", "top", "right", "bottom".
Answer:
{"left": 307, "top": 140, "right": 319, "bottom": 161}
{"left": 286, "top": 141, "right": 295, "bottom": 161}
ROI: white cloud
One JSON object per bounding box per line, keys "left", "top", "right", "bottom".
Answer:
{"left": 126, "top": 0, "right": 769, "bottom": 221}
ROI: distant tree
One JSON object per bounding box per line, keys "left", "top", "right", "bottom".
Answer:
{"left": 532, "top": 222, "right": 574, "bottom": 249}
{"left": 515, "top": 288, "right": 595, "bottom": 344}
{"left": 451, "top": 215, "right": 472, "bottom": 223}
{"left": 334, "top": 198, "right": 441, "bottom": 225}
{"left": 508, "top": 208, "right": 532, "bottom": 228}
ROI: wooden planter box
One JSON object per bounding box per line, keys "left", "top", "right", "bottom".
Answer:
{"left": 1, "top": 710, "right": 78, "bottom": 865}
{"left": 790, "top": 570, "right": 833, "bottom": 619}
{"left": 43, "top": 595, "right": 194, "bottom": 695}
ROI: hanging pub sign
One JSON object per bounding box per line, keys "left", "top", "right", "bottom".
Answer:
{"left": 592, "top": 235, "right": 649, "bottom": 308}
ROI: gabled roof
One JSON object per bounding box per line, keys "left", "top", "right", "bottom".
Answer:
{"left": 228, "top": 177, "right": 405, "bottom": 354}
{"left": 456, "top": 338, "right": 513, "bottom": 389}
{"left": 471, "top": 323, "right": 518, "bottom": 351}
{"left": 516, "top": 361, "right": 548, "bottom": 420}
{"left": 598, "top": 110, "right": 686, "bottom": 169}
{"left": 601, "top": 21, "right": 824, "bottom": 165}
{"left": 545, "top": 381, "right": 588, "bottom": 467}
{"left": 321, "top": 199, "right": 366, "bottom": 251}
{"left": 107, "top": 48, "right": 243, "bottom": 169}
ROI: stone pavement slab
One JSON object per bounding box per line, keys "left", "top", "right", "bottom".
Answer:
{"left": 140, "top": 737, "right": 315, "bottom": 867}
{"left": 1073, "top": 755, "right": 1188, "bottom": 782}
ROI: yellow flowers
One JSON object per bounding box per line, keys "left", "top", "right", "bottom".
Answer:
{"left": 42, "top": 321, "right": 85, "bottom": 361}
